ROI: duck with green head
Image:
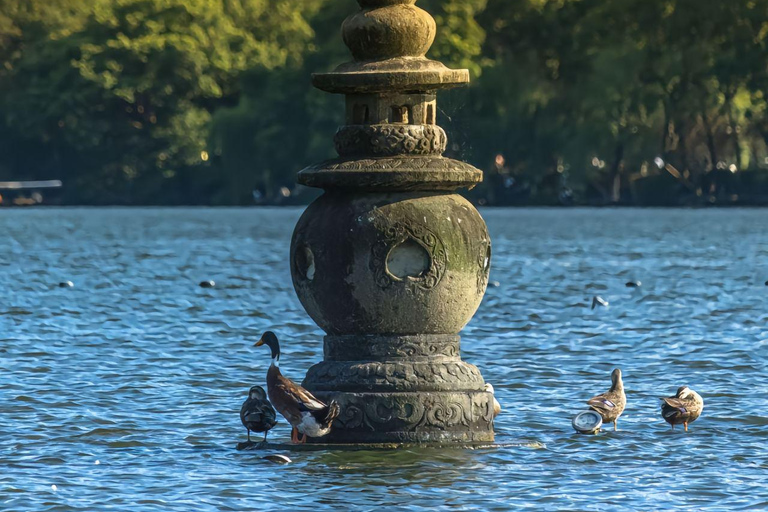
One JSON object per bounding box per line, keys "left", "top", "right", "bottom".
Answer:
{"left": 255, "top": 331, "right": 340, "bottom": 444}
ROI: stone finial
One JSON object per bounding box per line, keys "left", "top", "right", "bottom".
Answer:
{"left": 342, "top": 0, "right": 436, "bottom": 62}
{"left": 304, "top": 0, "right": 478, "bottom": 192}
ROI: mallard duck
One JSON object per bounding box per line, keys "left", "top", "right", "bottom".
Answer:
{"left": 660, "top": 385, "right": 703, "bottom": 431}
{"left": 586, "top": 368, "right": 626, "bottom": 431}
{"left": 484, "top": 383, "right": 501, "bottom": 418}
{"left": 240, "top": 385, "right": 277, "bottom": 443}
{"left": 255, "top": 331, "right": 340, "bottom": 444}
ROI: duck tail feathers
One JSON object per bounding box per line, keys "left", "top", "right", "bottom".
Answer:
{"left": 322, "top": 400, "right": 340, "bottom": 429}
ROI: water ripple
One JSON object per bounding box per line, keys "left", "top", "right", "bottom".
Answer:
{"left": 0, "top": 207, "right": 766, "bottom": 510}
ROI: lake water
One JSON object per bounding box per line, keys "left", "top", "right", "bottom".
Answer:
{"left": 1, "top": 207, "right": 766, "bottom": 511}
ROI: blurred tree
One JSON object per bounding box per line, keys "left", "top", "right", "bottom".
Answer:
{"left": 462, "top": 0, "right": 768, "bottom": 204}
{"left": 0, "top": 0, "right": 322, "bottom": 203}
{"left": 1, "top": 0, "right": 768, "bottom": 205}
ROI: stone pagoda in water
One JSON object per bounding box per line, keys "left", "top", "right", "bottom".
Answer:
{"left": 290, "top": 0, "right": 495, "bottom": 444}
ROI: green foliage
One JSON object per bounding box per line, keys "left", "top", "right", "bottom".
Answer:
{"left": 0, "top": 0, "right": 322, "bottom": 203}
{"left": 463, "top": 0, "right": 768, "bottom": 204}
{"left": 422, "top": 0, "right": 488, "bottom": 75}
{"left": 1, "top": 0, "right": 768, "bottom": 204}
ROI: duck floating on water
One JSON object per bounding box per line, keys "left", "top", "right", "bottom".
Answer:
{"left": 660, "top": 385, "right": 703, "bottom": 431}
{"left": 255, "top": 331, "right": 340, "bottom": 444}
{"left": 591, "top": 296, "right": 609, "bottom": 310}
{"left": 586, "top": 368, "right": 626, "bottom": 431}
{"left": 240, "top": 385, "right": 277, "bottom": 443}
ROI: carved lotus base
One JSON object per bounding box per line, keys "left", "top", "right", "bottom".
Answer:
{"left": 301, "top": 334, "right": 495, "bottom": 444}
{"left": 305, "top": 391, "right": 495, "bottom": 444}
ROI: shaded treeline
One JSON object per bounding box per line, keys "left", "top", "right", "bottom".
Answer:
{"left": 1, "top": 0, "right": 767, "bottom": 205}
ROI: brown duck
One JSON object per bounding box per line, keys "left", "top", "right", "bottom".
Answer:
{"left": 240, "top": 385, "right": 277, "bottom": 443}
{"left": 586, "top": 368, "right": 626, "bottom": 431}
{"left": 255, "top": 331, "right": 340, "bottom": 444}
{"left": 660, "top": 385, "right": 703, "bottom": 431}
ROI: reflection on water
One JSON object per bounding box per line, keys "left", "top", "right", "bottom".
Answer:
{"left": 0, "top": 207, "right": 767, "bottom": 510}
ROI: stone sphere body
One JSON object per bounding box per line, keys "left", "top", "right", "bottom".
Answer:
{"left": 291, "top": 192, "right": 491, "bottom": 335}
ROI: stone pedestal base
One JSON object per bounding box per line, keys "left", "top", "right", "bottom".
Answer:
{"left": 302, "top": 335, "right": 495, "bottom": 444}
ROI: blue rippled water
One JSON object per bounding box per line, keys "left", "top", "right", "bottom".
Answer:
{"left": 1, "top": 207, "right": 766, "bottom": 511}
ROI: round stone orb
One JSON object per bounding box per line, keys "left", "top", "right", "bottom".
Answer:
{"left": 342, "top": 5, "right": 436, "bottom": 61}
{"left": 291, "top": 192, "right": 491, "bottom": 335}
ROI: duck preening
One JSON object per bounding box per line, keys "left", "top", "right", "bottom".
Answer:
{"left": 240, "top": 385, "right": 277, "bottom": 443}
{"left": 484, "top": 383, "right": 501, "bottom": 418}
{"left": 255, "top": 331, "right": 340, "bottom": 444}
{"left": 660, "top": 385, "right": 703, "bottom": 431}
{"left": 586, "top": 368, "right": 626, "bottom": 431}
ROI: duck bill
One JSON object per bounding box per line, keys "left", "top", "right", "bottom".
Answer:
{"left": 254, "top": 338, "right": 264, "bottom": 347}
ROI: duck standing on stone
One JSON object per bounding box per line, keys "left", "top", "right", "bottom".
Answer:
{"left": 240, "top": 385, "right": 277, "bottom": 443}
{"left": 660, "top": 385, "right": 704, "bottom": 431}
{"left": 586, "top": 368, "right": 626, "bottom": 431}
{"left": 255, "top": 331, "right": 340, "bottom": 444}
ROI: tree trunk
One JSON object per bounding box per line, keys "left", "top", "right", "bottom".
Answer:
{"left": 609, "top": 140, "right": 625, "bottom": 203}
{"left": 701, "top": 111, "right": 717, "bottom": 171}
{"left": 726, "top": 93, "right": 742, "bottom": 170}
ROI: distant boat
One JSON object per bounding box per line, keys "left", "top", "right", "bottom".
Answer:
{"left": 0, "top": 180, "right": 63, "bottom": 206}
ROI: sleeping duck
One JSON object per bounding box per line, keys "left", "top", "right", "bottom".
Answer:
{"left": 240, "top": 385, "right": 277, "bottom": 443}
{"left": 255, "top": 331, "right": 340, "bottom": 444}
{"left": 660, "top": 385, "right": 703, "bottom": 431}
{"left": 586, "top": 368, "right": 626, "bottom": 431}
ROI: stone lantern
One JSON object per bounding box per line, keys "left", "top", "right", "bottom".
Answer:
{"left": 291, "top": 0, "right": 494, "bottom": 444}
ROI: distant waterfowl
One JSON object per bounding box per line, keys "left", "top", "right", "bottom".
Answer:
{"left": 240, "top": 385, "right": 277, "bottom": 443}
{"left": 591, "top": 296, "right": 609, "bottom": 310}
{"left": 660, "top": 385, "right": 703, "bottom": 431}
{"left": 586, "top": 368, "right": 626, "bottom": 431}
{"left": 58, "top": 281, "right": 74, "bottom": 288}
{"left": 262, "top": 454, "right": 292, "bottom": 464}
{"left": 484, "top": 383, "right": 501, "bottom": 418}
{"left": 255, "top": 331, "right": 340, "bottom": 444}
{"left": 625, "top": 281, "right": 641, "bottom": 288}
{"left": 488, "top": 281, "right": 501, "bottom": 288}
{"left": 199, "top": 280, "right": 215, "bottom": 288}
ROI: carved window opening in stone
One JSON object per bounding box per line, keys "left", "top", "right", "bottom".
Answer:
{"left": 353, "top": 104, "right": 369, "bottom": 125}
{"left": 295, "top": 245, "right": 316, "bottom": 281}
{"left": 391, "top": 105, "right": 409, "bottom": 124}
{"left": 426, "top": 104, "right": 435, "bottom": 125}
{"left": 386, "top": 239, "right": 431, "bottom": 280}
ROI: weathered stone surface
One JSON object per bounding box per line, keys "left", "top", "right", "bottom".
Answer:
{"left": 342, "top": 4, "right": 436, "bottom": 61}
{"left": 313, "top": 66, "right": 469, "bottom": 95}
{"left": 287, "top": 0, "right": 494, "bottom": 444}
{"left": 298, "top": 156, "right": 482, "bottom": 191}
{"left": 304, "top": 391, "right": 495, "bottom": 444}
{"left": 304, "top": 360, "right": 485, "bottom": 392}
{"left": 334, "top": 124, "right": 447, "bottom": 157}
{"left": 323, "top": 334, "right": 460, "bottom": 361}
{"left": 291, "top": 192, "right": 490, "bottom": 335}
